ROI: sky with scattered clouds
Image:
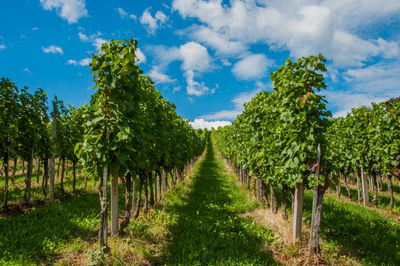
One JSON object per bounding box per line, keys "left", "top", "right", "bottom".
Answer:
{"left": 1, "top": 0, "right": 399, "bottom": 129}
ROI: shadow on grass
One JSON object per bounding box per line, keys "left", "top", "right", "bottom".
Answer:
{"left": 254, "top": 179, "right": 400, "bottom": 264}
{"left": 0, "top": 175, "right": 92, "bottom": 206}
{"left": 302, "top": 191, "right": 400, "bottom": 265}
{"left": 380, "top": 181, "right": 400, "bottom": 196}
{"left": 335, "top": 184, "right": 400, "bottom": 213}
{"left": 0, "top": 190, "right": 99, "bottom": 264}
{"left": 160, "top": 140, "right": 276, "bottom": 265}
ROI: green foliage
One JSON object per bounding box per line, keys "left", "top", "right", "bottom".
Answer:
{"left": 15, "top": 87, "right": 49, "bottom": 161}
{"left": 78, "top": 39, "right": 206, "bottom": 181}
{"left": 327, "top": 100, "right": 400, "bottom": 180}
{"left": 0, "top": 78, "right": 19, "bottom": 160}
{"left": 215, "top": 54, "right": 331, "bottom": 188}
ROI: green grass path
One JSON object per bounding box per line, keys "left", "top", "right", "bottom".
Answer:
{"left": 157, "top": 140, "right": 277, "bottom": 265}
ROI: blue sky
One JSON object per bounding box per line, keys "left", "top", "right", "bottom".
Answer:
{"left": 1, "top": 0, "right": 399, "bottom": 129}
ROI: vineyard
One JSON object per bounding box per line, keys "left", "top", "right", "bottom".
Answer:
{"left": 1, "top": 42, "right": 400, "bottom": 265}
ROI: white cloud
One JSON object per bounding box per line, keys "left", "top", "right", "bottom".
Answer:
{"left": 221, "top": 59, "right": 231, "bottom": 66}
{"left": 179, "top": 41, "right": 210, "bottom": 71}
{"left": 93, "top": 38, "right": 107, "bottom": 50}
{"left": 42, "top": 45, "right": 63, "bottom": 54}
{"left": 324, "top": 90, "right": 387, "bottom": 118}
{"left": 323, "top": 0, "right": 400, "bottom": 29}
{"left": 117, "top": 7, "right": 128, "bottom": 18}
{"left": 329, "top": 31, "right": 399, "bottom": 67}
{"left": 185, "top": 70, "right": 215, "bottom": 96}
{"left": 201, "top": 109, "right": 241, "bottom": 120}
{"left": 140, "top": 9, "right": 168, "bottom": 34}
{"left": 232, "top": 54, "right": 272, "bottom": 80}
{"left": 40, "top": 0, "right": 88, "bottom": 24}
{"left": 150, "top": 42, "right": 212, "bottom": 96}
{"left": 189, "top": 25, "right": 247, "bottom": 55}
{"left": 200, "top": 89, "right": 259, "bottom": 120}
{"left": 190, "top": 118, "right": 231, "bottom": 130}
{"left": 148, "top": 66, "right": 175, "bottom": 84}
{"left": 129, "top": 14, "right": 137, "bottom": 20}
{"left": 0, "top": 44, "right": 6, "bottom": 50}
{"left": 344, "top": 61, "right": 400, "bottom": 96}
{"left": 180, "top": 42, "right": 212, "bottom": 95}
{"left": 67, "top": 57, "right": 91, "bottom": 66}
{"left": 377, "top": 38, "right": 400, "bottom": 59}
{"left": 321, "top": 60, "right": 400, "bottom": 117}
{"left": 151, "top": 42, "right": 210, "bottom": 70}
{"left": 78, "top": 57, "right": 91, "bottom": 66}
{"left": 135, "top": 47, "right": 146, "bottom": 63}
{"left": 67, "top": 59, "right": 77, "bottom": 65}
{"left": 150, "top": 45, "right": 181, "bottom": 68}
{"left": 31, "top": 27, "right": 39, "bottom": 31}
{"left": 77, "top": 32, "right": 108, "bottom": 51}
{"left": 172, "top": 0, "right": 400, "bottom": 67}
{"left": 78, "top": 32, "right": 89, "bottom": 42}
{"left": 24, "top": 68, "right": 30, "bottom": 73}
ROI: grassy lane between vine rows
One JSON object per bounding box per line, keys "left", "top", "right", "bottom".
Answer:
{"left": 158, "top": 139, "right": 277, "bottom": 265}
{"left": 68, "top": 140, "right": 278, "bottom": 265}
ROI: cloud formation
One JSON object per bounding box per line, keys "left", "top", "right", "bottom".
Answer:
{"left": 149, "top": 66, "right": 175, "bottom": 83}
{"left": 190, "top": 118, "right": 231, "bottom": 130}
{"left": 140, "top": 9, "right": 168, "bottom": 34}
{"left": 150, "top": 41, "right": 213, "bottom": 95}
{"left": 172, "top": 0, "right": 400, "bottom": 67}
{"left": 77, "top": 32, "right": 108, "bottom": 51}
{"left": 232, "top": 54, "right": 273, "bottom": 80}
{"left": 201, "top": 89, "right": 260, "bottom": 120}
{"left": 117, "top": 7, "right": 128, "bottom": 18}
{"left": 67, "top": 58, "right": 91, "bottom": 66}
{"left": 42, "top": 45, "right": 63, "bottom": 54}
{"left": 40, "top": 0, "right": 88, "bottom": 24}
{"left": 135, "top": 48, "right": 146, "bottom": 63}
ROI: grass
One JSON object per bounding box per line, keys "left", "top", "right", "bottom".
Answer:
{"left": 332, "top": 183, "right": 400, "bottom": 215}
{"left": 301, "top": 190, "right": 400, "bottom": 265}
{"left": 227, "top": 162, "right": 400, "bottom": 264}
{"left": 159, "top": 140, "right": 276, "bottom": 265}
{"left": 3, "top": 142, "right": 400, "bottom": 265}
{"left": 92, "top": 140, "right": 278, "bottom": 265}
{"left": 0, "top": 189, "right": 99, "bottom": 265}
{"left": 0, "top": 141, "right": 277, "bottom": 265}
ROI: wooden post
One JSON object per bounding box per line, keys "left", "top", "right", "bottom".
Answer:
{"left": 111, "top": 170, "right": 119, "bottom": 236}
{"left": 155, "top": 171, "right": 160, "bottom": 202}
{"left": 293, "top": 182, "right": 304, "bottom": 242}
{"left": 99, "top": 165, "right": 109, "bottom": 247}
{"left": 336, "top": 173, "right": 341, "bottom": 197}
{"left": 131, "top": 175, "right": 136, "bottom": 213}
{"left": 256, "top": 177, "right": 263, "bottom": 202}
{"left": 356, "top": 169, "right": 362, "bottom": 203}
{"left": 49, "top": 103, "right": 57, "bottom": 199}
{"left": 361, "top": 166, "right": 369, "bottom": 206}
